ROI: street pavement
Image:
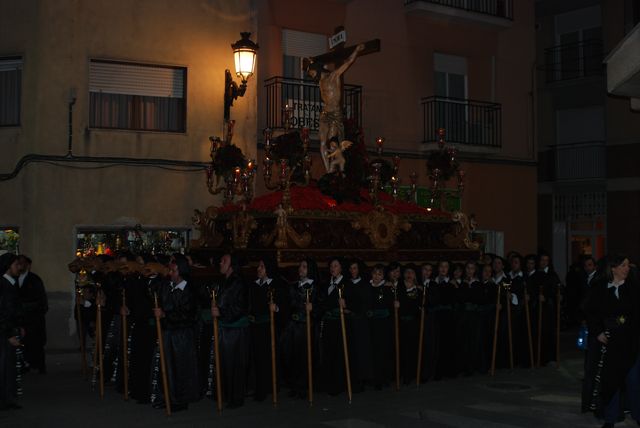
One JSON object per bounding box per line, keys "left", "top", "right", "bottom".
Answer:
{"left": 0, "top": 334, "right": 631, "bottom": 428}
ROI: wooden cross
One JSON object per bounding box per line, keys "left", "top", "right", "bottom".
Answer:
{"left": 310, "top": 26, "right": 381, "bottom": 69}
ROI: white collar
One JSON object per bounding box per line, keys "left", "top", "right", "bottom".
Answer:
{"left": 256, "top": 277, "right": 273, "bottom": 286}
{"left": 299, "top": 278, "right": 314, "bottom": 287}
{"left": 18, "top": 271, "right": 28, "bottom": 287}
{"left": 3, "top": 273, "right": 16, "bottom": 286}
{"left": 541, "top": 266, "right": 549, "bottom": 274}
{"left": 509, "top": 271, "right": 523, "bottom": 279}
{"left": 331, "top": 275, "right": 343, "bottom": 284}
{"left": 351, "top": 277, "right": 362, "bottom": 284}
{"left": 172, "top": 279, "right": 187, "bottom": 291}
{"left": 406, "top": 286, "right": 416, "bottom": 293}
{"left": 437, "top": 276, "right": 449, "bottom": 284}
{"left": 608, "top": 280, "right": 625, "bottom": 299}
{"left": 587, "top": 271, "right": 596, "bottom": 280}
{"left": 527, "top": 270, "right": 536, "bottom": 277}
{"left": 494, "top": 272, "right": 506, "bottom": 283}
{"left": 371, "top": 279, "right": 385, "bottom": 288}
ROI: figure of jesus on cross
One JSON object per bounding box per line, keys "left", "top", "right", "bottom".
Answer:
{"left": 303, "top": 28, "right": 380, "bottom": 172}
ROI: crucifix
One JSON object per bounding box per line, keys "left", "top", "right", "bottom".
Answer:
{"left": 303, "top": 27, "right": 381, "bottom": 172}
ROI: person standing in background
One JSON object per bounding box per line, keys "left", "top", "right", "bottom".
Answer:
{"left": 16, "top": 255, "right": 48, "bottom": 375}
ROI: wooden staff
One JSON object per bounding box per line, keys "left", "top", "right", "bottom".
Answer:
{"left": 416, "top": 286, "right": 427, "bottom": 387}
{"left": 337, "top": 285, "right": 353, "bottom": 404}
{"left": 121, "top": 289, "right": 129, "bottom": 401}
{"left": 555, "top": 285, "right": 561, "bottom": 368}
{"left": 76, "top": 287, "right": 88, "bottom": 379}
{"left": 305, "top": 289, "right": 313, "bottom": 406}
{"left": 523, "top": 288, "right": 535, "bottom": 368}
{"left": 505, "top": 283, "right": 514, "bottom": 370}
{"left": 393, "top": 284, "right": 400, "bottom": 391}
{"left": 153, "top": 292, "right": 171, "bottom": 416}
{"left": 211, "top": 290, "right": 223, "bottom": 414}
{"left": 537, "top": 285, "right": 543, "bottom": 368}
{"left": 96, "top": 285, "right": 104, "bottom": 399}
{"left": 268, "top": 288, "right": 278, "bottom": 407}
{"left": 490, "top": 282, "right": 501, "bottom": 376}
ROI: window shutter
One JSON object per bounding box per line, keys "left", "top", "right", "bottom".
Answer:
{"left": 89, "top": 60, "right": 185, "bottom": 98}
{"left": 0, "top": 58, "right": 22, "bottom": 72}
{"left": 282, "top": 29, "right": 327, "bottom": 58}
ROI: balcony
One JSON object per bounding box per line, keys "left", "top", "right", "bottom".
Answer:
{"left": 264, "top": 76, "right": 362, "bottom": 133}
{"left": 404, "top": 0, "right": 513, "bottom": 28}
{"left": 421, "top": 96, "right": 502, "bottom": 147}
{"left": 544, "top": 39, "right": 604, "bottom": 83}
{"left": 539, "top": 142, "right": 605, "bottom": 182}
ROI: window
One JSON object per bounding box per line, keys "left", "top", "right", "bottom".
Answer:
{"left": 434, "top": 53, "right": 468, "bottom": 99}
{"left": 0, "top": 57, "right": 22, "bottom": 127}
{"left": 89, "top": 60, "right": 186, "bottom": 132}
{"left": 552, "top": 6, "right": 603, "bottom": 81}
{"left": 281, "top": 29, "right": 327, "bottom": 79}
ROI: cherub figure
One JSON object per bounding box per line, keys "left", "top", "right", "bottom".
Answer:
{"left": 325, "top": 139, "right": 353, "bottom": 173}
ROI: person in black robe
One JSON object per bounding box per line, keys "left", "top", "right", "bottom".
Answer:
{"left": 212, "top": 253, "right": 250, "bottom": 408}
{"left": 536, "top": 252, "right": 562, "bottom": 366}
{"left": 398, "top": 265, "right": 421, "bottom": 385}
{"left": 345, "top": 258, "right": 372, "bottom": 392}
{"left": 16, "top": 255, "right": 47, "bottom": 374}
{"left": 507, "top": 255, "right": 528, "bottom": 367}
{"left": 128, "top": 261, "right": 167, "bottom": 404}
{"left": 279, "top": 258, "right": 319, "bottom": 399}
{"left": 455, "top": 261, "right": 480, "bottom": 376}
{"left": 0, "top": 253, "right": 23, "bottom": 411}
{"left": 318, "top": 257, "right": 350, "bottom": 396}
{"left": 248, "top": 256, "right": 285, "bottom": 402}
{"left": 368, "top": 264, "right": 393, "bottom": 389}
{"left": 152, "top": 256, "right": 199, "bottom": 411}
{"left": 433, "top": 260, "right": 456, "bottom": 379}
{"left": 385, "top": 262, "right": 403, "bottom": 384}
{"left": 582, "top": 255, "right": 640, "bottom": 427}
{"left": 493, "top": 256, "right": 523, "bottom": 369}
{"left": 418, "top": 262, "right": 438, "bottom": 383}
{"left": 477, "top": 263, "right": 497, "bottom": 374}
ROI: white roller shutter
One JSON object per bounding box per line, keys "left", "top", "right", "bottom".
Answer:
{"left": 282, "top": 29, "right": 327, "bottom": 58}
{"left": 89, "top": 60, "right": 185, "bottom": 98}
{"left": 0, "top": 58, "right": 22, "bottom": 72}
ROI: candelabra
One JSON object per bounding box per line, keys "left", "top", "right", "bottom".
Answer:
{"left": 205, "top": 120, "right": 256, "bottom": 205}
{"left": 368, "top": 161, "right": 382, "bottom": 206}
{"left": 426, "top": 128, "right": 465, "bottom": 211}
{"left": 261, "top": 127, "right": 312, "bottom": 212}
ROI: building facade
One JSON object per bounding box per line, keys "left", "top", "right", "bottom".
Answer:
{"left": 0, "top": 0, "right": 258, "bottom": 349}
{"left": 0, "top": 0, "right": 537, "bottom": 349}
{"left": 536, "top": 0, "right": 640, "bottom": 277}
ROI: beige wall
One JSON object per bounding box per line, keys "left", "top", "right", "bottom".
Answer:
{"left": 0, "top": 0, "right": 256, "bottom": 348}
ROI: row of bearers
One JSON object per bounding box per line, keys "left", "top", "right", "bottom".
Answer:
{"left": 75, "top": 250, "right": 563, "bottom": 412}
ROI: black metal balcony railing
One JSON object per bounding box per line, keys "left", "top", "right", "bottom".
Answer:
{"left": 405, "top": 0, "right": 513, "bottom": 20}
{"left": 542, "top": 141, "right": 605, "bottom": 182}
{"left": 264, "top": 76, "right": 362, "bottom": 132}
{"left": 544, "top": 39, "right": 604, "bottom": 83}
{"left": 421, "top": 96, "right": 502, "bottom": 147}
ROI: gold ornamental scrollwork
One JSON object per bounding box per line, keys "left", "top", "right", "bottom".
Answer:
{"left": 261, "top": 204, "right": 312, "bottom": 249}
{"left": 226, "top": 210, "right": 257, "bottom": 250}
{"left": 351, "top": 207, "right": 411, "bottom": 250}
{"left": 443, "top": 211, "right": 480, "bottom": 250}
{"left": 192, "top": 206, "right": 223, "bottom": 248}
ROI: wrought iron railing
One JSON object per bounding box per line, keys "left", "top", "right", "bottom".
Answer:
{"left": 553, "top": 141, "right": 605, "bottom": 181}
{"left": 404, "top": 0, "right": 513, "bottom": 20}
{"left": 544, "top": 39, "right": 604, "bottom": 83}
{"left": 421, "top": 96, "right": 502, "bottom": 147}
{"left": 264, "top": 76, "right": 362, "bottom": 132}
